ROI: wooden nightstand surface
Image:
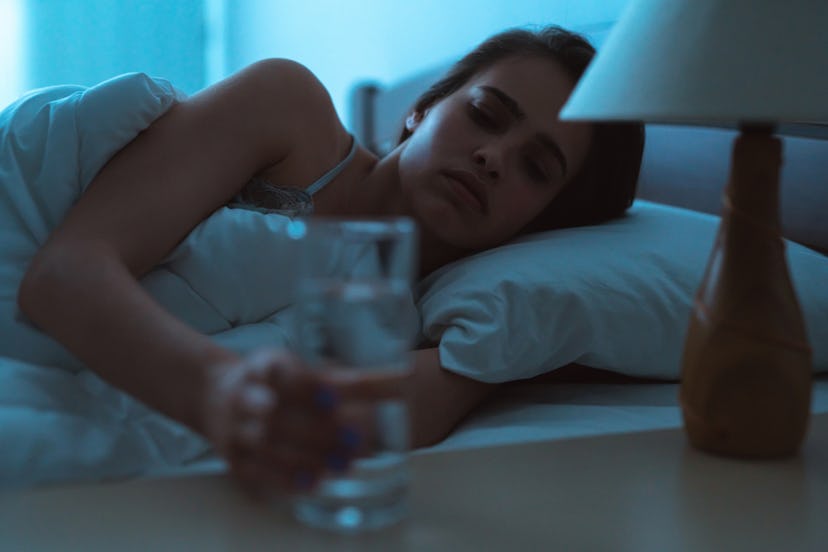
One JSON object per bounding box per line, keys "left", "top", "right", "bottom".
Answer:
{"left": 2, "top": 413, "right": 826, "bottom": 551}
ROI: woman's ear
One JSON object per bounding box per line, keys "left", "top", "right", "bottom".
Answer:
{"left": 405, "top": 111, "right": 424, "bottom": 132}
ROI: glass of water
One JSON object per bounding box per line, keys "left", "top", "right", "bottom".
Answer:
{"left": 287, "top": 217, "right": 418, "bottom": 532}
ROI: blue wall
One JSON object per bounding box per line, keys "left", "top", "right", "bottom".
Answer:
{"left": 225, "top": 0, "right": 630, "bottom": 128}
{"left": 3, "top": 0, "right": 630, "bottom": 123}
{"left": 24, "top": 0, "right": 206, "bottom": 93}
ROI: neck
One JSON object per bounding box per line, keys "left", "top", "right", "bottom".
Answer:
{"left": 342, "top": 150, "right": 403, "bottom": 215}
{"left": 310, "top": 146, "right": 398, "bottom": 217}
{"left": 327, "top": 146, "right": 473, "bottom": 278}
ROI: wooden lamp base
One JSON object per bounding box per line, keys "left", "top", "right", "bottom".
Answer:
{"left": 679, "top": 127, "right": 812, "bottom": 458}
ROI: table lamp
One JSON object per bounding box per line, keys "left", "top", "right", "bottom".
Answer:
{"left": 559, "top": 0, "right": 828, "bottom": 458}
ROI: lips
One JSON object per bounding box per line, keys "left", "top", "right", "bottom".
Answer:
{"left": 443, "top": 169, "right": 488, "bottom": 213}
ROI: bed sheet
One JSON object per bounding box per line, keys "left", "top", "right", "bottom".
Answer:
{"left": 428, "top": 377, "right": 828, "bottom": 451}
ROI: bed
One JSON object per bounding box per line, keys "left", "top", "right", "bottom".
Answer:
{"left": 1, "top": 54, "right": 828, "bottom": 492}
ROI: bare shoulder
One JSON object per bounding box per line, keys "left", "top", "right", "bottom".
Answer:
{"left": 221, "top": 58, "right": 348, "bottom": 151}
{"left": 236, "top": 59, "right": 330, "bottom": 103}
{"left": 225, "top": 59, "right": 352, "bottom": 188}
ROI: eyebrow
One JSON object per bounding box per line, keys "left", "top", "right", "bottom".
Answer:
{"left": 480, "top": 85, "right": 569, "bottom": 176}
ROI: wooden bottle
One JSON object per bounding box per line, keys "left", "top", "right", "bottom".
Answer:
{"left": 679, "top": 127, "right": 812, "bottom": 458}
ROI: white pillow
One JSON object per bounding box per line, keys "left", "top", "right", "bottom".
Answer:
{"left": 416, "top": 200, "right": 828, "bottom": 383}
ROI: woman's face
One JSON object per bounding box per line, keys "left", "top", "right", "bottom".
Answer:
{"left": 397, "top": 55, "right": 592, "bottom": 251}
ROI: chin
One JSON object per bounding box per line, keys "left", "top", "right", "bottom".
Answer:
{"left": 405, "top": 177, "right": 504, "bottom": 251}
{"left": 414, "top": 201, "right": 496, "bottom": 252}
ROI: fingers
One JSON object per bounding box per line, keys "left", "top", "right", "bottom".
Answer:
{"left": 249, "top": 349, "right": 344, "bottom": 410}
{"left": 228, "top": 385, "right": 348, "bottom": 457}
{"left": 263, "top": 408, "right": 355, "bottom": 452}
{"left": 207, "top": 348, "right": 409, "bottom": 496}
{"left": 222, "top": 380, "right": 363, "bottom": 491}
{"left": 229, "top": 429, "right": 361, "bottom": 495}
{"left": 253, "top": 348, "right": 408, "bottom": 407}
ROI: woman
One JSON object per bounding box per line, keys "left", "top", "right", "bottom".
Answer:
{"left": 16, "top": 26, "right": 644, "bottom": 491}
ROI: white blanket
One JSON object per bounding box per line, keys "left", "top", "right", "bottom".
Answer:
{"left": 0, "top": 74, "right": 207, "bottom": 487}
{"left": 0, "top": 73, "right": 421, "bottom": 488}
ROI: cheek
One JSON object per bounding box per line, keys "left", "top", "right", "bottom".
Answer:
{"left": 397, "top": 146, "right": 429, "bottom": 205}
{"left": 398, "top": 124, "right": 439, "bottom": 177}
{"left": 406, "top": 108, "right": 468, "bottom": 158}
{"left": 490, "top": 183, "right": 557, "bottom": 233}
{"left": 397, "top": 116, "right": 459, "bottom": 195}
{"left": 498, "top": 180, "right": 550, "bottom": 215}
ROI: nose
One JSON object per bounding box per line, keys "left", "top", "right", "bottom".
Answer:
{"left": 472, "top": 148, "right": 500, "bottom": 181}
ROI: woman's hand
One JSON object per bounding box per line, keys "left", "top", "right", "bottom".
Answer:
{"left": 202, "top": 349, "right": 405, "bottom": 496}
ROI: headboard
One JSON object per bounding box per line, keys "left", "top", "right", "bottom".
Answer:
{"left": 348, "top": 66, "right": 828, "bottom": 256}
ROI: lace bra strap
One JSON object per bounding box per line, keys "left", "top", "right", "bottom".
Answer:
{"left": 305, "top": 135, "right": 358, "bottom": 197}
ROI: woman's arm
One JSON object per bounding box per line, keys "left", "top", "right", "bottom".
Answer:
{"left": 408, "top": 348, "right": 497, "bottom": 447}
{"left": 17, "top": 59, "right": 343, "bottom": 434}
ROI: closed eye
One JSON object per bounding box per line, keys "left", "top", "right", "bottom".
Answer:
{"left": 467, "top": 103, "right": 500, "bottom": 130}
{"left": 524, "top": 156, "right": 550, "bottom": 183}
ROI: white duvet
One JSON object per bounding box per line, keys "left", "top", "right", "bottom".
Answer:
{"left": 0, "top": 73, "right": 423, "bottom": 488}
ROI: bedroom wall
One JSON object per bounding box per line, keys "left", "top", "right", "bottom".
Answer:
{"left": 24, "top": 0, "right": 206, "bottom": 93}
{"left": 224, "top": 0, "right": 632, "bottom": 131}
{"left": 0, "top": 0, "right": 24, "bottom": 109}
{"left": 0, "top": 0, "right": 209, "bottom": 110}
{"left": 0, "top": 0, "right": 631, "bottom": 125}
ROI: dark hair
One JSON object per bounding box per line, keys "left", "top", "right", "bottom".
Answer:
{"left": 398, "top": 26, "right": 645, "bottom": 233}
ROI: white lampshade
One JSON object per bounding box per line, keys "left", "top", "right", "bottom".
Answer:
{"left": 560, "top": 0, "right": 828, "bottom": 124}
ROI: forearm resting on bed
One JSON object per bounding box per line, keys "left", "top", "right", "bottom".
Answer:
{"left": 18, "top": 245, "right": 237, "bottom": 433}
{"left": 408, "top": 348, "right": 497, "bottom": 448}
